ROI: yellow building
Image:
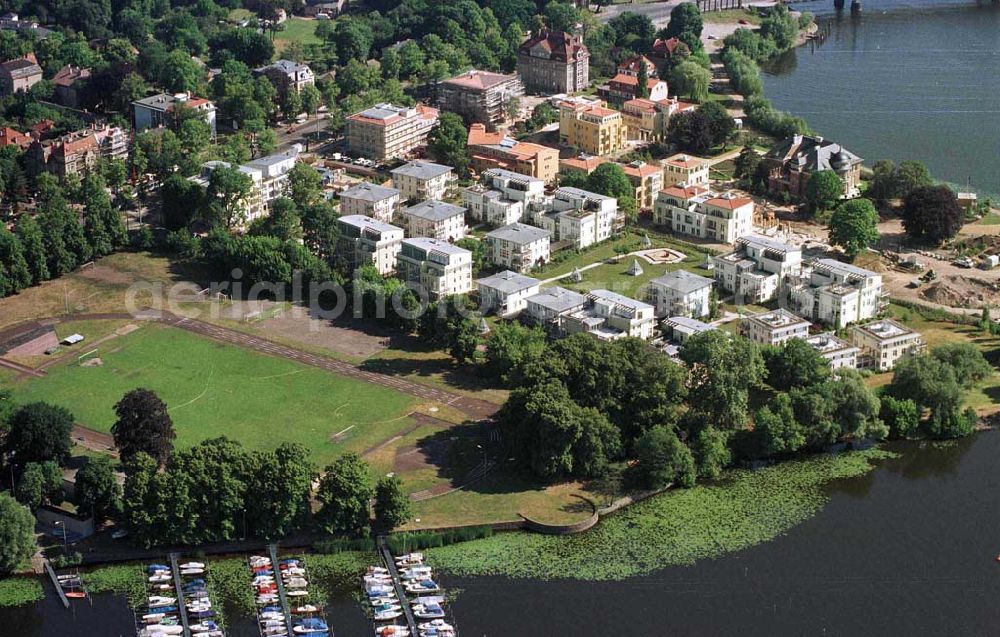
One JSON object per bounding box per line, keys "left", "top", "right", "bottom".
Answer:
{"left": 662, "top": 153, "right": 711, "bottom": 188}
{"left": 558, "top": 97, "right": 627, "bottom": 156}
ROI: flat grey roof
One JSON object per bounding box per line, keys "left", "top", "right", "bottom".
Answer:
{"left": 337, "top": 214, "right": 402, "bottom": 234}
{"left": 555, "top": 186, "right": 613, "bottom": 201}
{"left": 477, "top": 270, "right": 540, "bottom": 293}
{"left": 589, "top": 289, "right": 653, "bottom": 311}
{"left": 342, "top": 182, "right": 400, "bottom": 202}
{"left": 664, "top": 316, "right": 715, "bottom": 332}
{"left": 486, "top": 222, "right": 550, "bottom": 244}
{"left": 813, "top": 258, "right": 878, "bottom": 278}
{"left": 527, "top": 286, "right": 587, "bottom": 313}
{"left": 739, "top": 234, "right": 798, "bottom": 254}
{"left": 651, "top": 269, "right": 714, "bottom": 294}
{"left": 484, "top": 167, "right": 544, "bottom": 184}
{"left": 392, "top": 160, "right": 452, "bottom": 180}
{"left": 404, "top": 200, "right": 466, "bottom": 221}
{"left": 402, "top": 236, "right": 470, "bottom": 255}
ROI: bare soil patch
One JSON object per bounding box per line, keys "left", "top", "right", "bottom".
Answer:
{"left": 919, "top": 275, "right": 1000, "bottom": 308}
{"left": 6, "top": 330, "right": 58, "bottom": 357}
{"left": 74, "top": 264, "right": 136, "bottom": 286}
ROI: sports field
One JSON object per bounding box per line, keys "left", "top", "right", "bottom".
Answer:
{"left": 6, "top": 323, "right": 418, "bottom": 465}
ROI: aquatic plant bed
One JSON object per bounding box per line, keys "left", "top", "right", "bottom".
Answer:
{"left": 7, "top": 322, "right": 417, "bottom": 465}
{"left": 426, "top": 449, "right": 895, "bottom": 580}
{"left": 81, "top": 564, "right": 145, "bottom": 607}
{"left": 0, "top": 576, "right": 43, "bottom": 608}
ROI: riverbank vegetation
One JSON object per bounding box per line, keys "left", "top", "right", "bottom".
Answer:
{"left": 0, "top": 576, "right": 43, "bottom": 608}
{"left": 81, "top": 564, "right": 145, "bottom": 607}
{"left": 427, "top": 448, "right": 895, "bottom": 580}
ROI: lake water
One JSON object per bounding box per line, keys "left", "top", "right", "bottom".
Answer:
{"left": 6, "top": 431, "right": 1000, "bottom": 635}
{"left": 760, "top": 0, "right": 1000, "bottom": 195}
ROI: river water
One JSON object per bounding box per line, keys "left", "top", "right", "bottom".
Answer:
{"left": 6, "top": 430, "right": 1000, "bottom": 635}
{"left": 760, "top": 0, "right": 1000, "bottom": 195}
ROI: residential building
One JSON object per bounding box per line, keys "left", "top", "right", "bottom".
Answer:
{"left": 559, "top": 156, "right": 662, "bottom": 210}
{"left": 467, "top": 123, "right": 559, "bottom": 182}
{"left": 804, "top": 332, "right": 859, "bottom": 370}
{"left": 26, "top": 124, "right": 128, "bottom": 180}
{"left": 304, "top": 0, "right": 347, "bottom": 17}
{"left": 649, "top": 270, "right": 714, "bottom": 318}
{"left": 189, "top": 160, "right": 266, "bottom": 224}
{"left": 396, "top": 237, "right": 473, "bottom": 298}
{"left": 563, "top": 289, "right": 657, "bottom": 341}
{"left": 132, "top": 93, "right": 217, "bottom": 136}
{"left": 0, "top": 14, "right": 52, "bottom": 39}
{"left": 484, "top": 223, "right": 551, "bottom": 272}
{"left": 253, "top": 60, "right": 314, "bottom": 94}
{"left": 620, "top": 97, "right": 695, "bottom": 141}
{"left": 557, "top": 97, "right": 627, "bottom": 156}
{"left": 339, "top": 182, "right": 400, "bottom": 222}
{"left": 650, "top": 37, "right": 682, "bottom": 65}
{"left": 346, "top": 103, "right": 439, "bottom": 161}
{"left": 0, "top": 54, "right": 41, "bottom": 95}
{"left": 598, "top": 55, "right": 668, "bottom": 104}
{"left": 401, "top": 200, "right": 467, "bottom": 241}
{"left": 525, "top": 286, "right": 588, "bottom": 331}
{"left": 0, "top": 126, "right": 31, "bottom": 149}
{"left": 740, "top": 309, "right": 811, "bottom": 346}
{"left": 849, "top": 319, "right": 923, "bottom": 371}
{"left": 438, "top": 70, "right": 524, "bottom": 131}
{"left": 516, "top": 29, "right": 589, "bottom": 95}
{"left": 244, "top": 148, "right": 299, "bottom": 204}
{"left": 463, "top": 186, "right": 524, "bottom": 227}
{"left": 477, "top": 270, "right": 541, "bottom": 317}
{"left": 52, "top": 65, "right": 90, "bottom": 108}
{"left": 654, "top": 186, "right": 755, "bottom": 244}
{"left": 762, "top": 134, "right": 863, "bottom": 200}
{"left": 480, "top": 168, "right": 547, "bottom": 204}
{"left": 789, "top": 258, "right": 885, "bottom": 328}
{"left": 712, "top": 234, "right": 802, "bottom": 304}
{"left": 663, "top": 315, "right": 716, "bottom": 344}
{"left": 538, "top": 186, "right": 618, "bottom": 249}
{"left": 391, "top": 160, "right": 453, "bottom": 202}
{"left": 662, "top": 153, "right": 710, "bottom": 188}
{"left": 335, "top": 214, "right": 404, "bottom": 275}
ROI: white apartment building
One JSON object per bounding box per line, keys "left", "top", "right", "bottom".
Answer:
{"left": 391, "top": 160, "right": 453, "bottom": 202}
{"left": 484, "top": 223, "right": 551, "bottom": 272}
{"left": 804, "top": 332, "right": 859, "bottom": 370}
{"left": 712, "top": 234, "right": 802, "bottom": 304}
{"left": 396, "top": 237, "right": 473, "bottom": 298}
{"left": 462, "top": 186, "right": 525, "bottom": 227}
{"left": 654, "top": 186, "right": 755, "bottom": 244}
{"left": 481, "top": 168, "right": 547, "bottom": 203}
{"left": 245, "top": 148, "right": 299, "bottom": 204}
{"left": 661, "top": 153, "right": 710, "bottom": 188}
{"left": 346, "top": 103, "right": 439, "bottom": 161}
{"left": 740, "top": 309, "right": 811, "bottom": 346}
{"left": 649, "top": 270, "right": 714, "bottom": 318}
{"left": 663, "top": 315, "right": 716, "bottom": 344}
{"left": 549, "top": 185, "right": 621, "bottom": 232}
{"left": 402, "top": 200, "right": 467, "bottom": 241}
{"left": 477, "top": 270, "right": 541, "bottom": 317}
{"left": 564, "top": 289, "right": 656, "bottom": 341}
{"left": 535, "top": 186, "right": 617, "bottom": 249}
{"left": 849, "top": 319, "right": 923, "bottom": 371}
{"left": 339, "top": 182, "right": 401, "bottom": 222}
{"left": 790, "top": 259, "right": 885, "bottom": 328}
{"left": 335, "top": 215, "right": 404, "bottom": 275}
{"left": 525, "top": 286, "right": 588, "bottom": 331}
{"left": 133, "top": 93, "right": 217, "bottom": 136}
{"left": 189, "top": 160, "right": 266, "bottom": 225}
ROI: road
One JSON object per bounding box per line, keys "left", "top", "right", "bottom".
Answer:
{"left": 597, "top": 0, "right": 685, "bottom": 28}
{"left": 274, "top": 113, "right": 332, "bottom": 153}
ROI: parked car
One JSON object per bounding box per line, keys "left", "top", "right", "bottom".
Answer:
{"left": 952, "top": 256, "right": 975, "bottom": 268}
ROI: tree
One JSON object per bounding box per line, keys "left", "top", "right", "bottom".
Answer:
{"left": 893, "top": 160, "right": 933, "bottom": 199}
{"left": 664, "top": 3, "right": 704, "bottom": 41}
{"left": 902, "top": 185, "right": 964, "bottom": 244}
{"left": 930, "top": 342, "right": 992, "bottom": 389}
{"left": 251, "top": 198, "right": 303, "bottom": 242}
{"left": 669, "top": 60, "right": 711, "bottom": 102}
{"left": 0, "top": 493, "right": 35, "bottom": 574}
{"left": 112, "top": 389, "right": 176, "bottom": 465}
{"left": 804, "top": 170, "right": 843, "bottom": 216}
{"left": 734, "top": 146, "right": 762, "bottom": 191}
{"left": 287, "top": 162, "right": 324, "bottom": 208}
{"left": 161, "top": 173, "right": 205, "bottom": 231}
{"left": 5, "top": 403, "right": 73, "bottom": 468}
{"left": 829, "top": 198, "right": 880, "bottom": 260}
{"left": 300, "top": 84, "right": 322, "bottom": 115}
{"left": 0, "top": 227, "right": 30, "bottom": 296}
{"left": 586, "top": 163, "right": 638, "bottom": 220}
{"left": 699, "top": 101, "right": 734, "bottom": 149}
{"left": 316, "top": 453, "right": 374, "bottom": 535}
{"left": 691, "top": 426, "right": 730, "bottom": 479}
{"left": 888, "top": 353, "right": 965, "bottom": 438}
{"left": 81, "top": 173, "right": 125, "bottom": 258}
{"left": 635, "top": 61, "right": 649, "bottom": 99}
{"left": 680, "top": 331, "right": 765, "bottom": 430}
{"left": 544, "top": 1, "right": 581, "bottom": 33}
{"left": 397, "top": 40, "right": 426, "bottom": 80}
{"left": 828, "top": 371, "right": 885, "bottom": 441}
{"left": 374, "top": 474, "right": 411, "bottom": 532}
{"left": 668, "top": 110, "right": 712, "bottom": 155}
{"left": 177, "top": 117, "right": 212, "bottom": 156}
{"left": 14, "top": 216, "right": 48, "bottom": 285}
{"left": 74, "top": 455, "right": 122, "bottom": 521}
{"left": 160, "top": 49, "right": 202, "bottom": 93}
{"left": 205, "top": 165, "right": 254, "bottom": 229}
{"left": 760, "top": 5, "right": 799, "bottom": 51}
{"left": 301, "top": 202, "right": 341, "bottom": 264}
{"left": 880, "top": 395, "right": 919, "bottom": 440}
{"left": 754, "top": 394, "right": 806, "bottom": 457}
{"left": 762, "top": 339, "right": 832, "bottom": 391}
{"left": 868, "top": 159, "right": 897, "bottom": 203}
{"left": 484, "top": 322, "right": 548, "bottom": 386}
{"left": 636, "top": 425, "right": 695, "bottom": 489}
{"left": 15, "top": 461, "right": 63, "bottom": 510}
{"left": 246, "top": 443, "right": 315, "bottom": 538}
{"left": 427, "top": 112, "right": 468, "bottom": 177}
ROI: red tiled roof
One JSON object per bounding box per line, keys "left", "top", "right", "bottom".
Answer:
{"left": 622, "top": 162, "right": 660, "bottom": 178}
{"left": 518, "top": 29, "right": 587, "bottom": 63}
{"left": 617, "top": 55, "right": 657, "bottom": 75}
{"left": 443, "top": 70, "right": 518, "bottom": 91}
{"left": 608, "top": 73, "right": 663, "bottom": 91}
{"left": 52, "top": 65, "right": 90, "bottom": 87}
{"left": 707, "top": 196, "right": 754, "bottom": 209}
{"left": 0, "top": 127, "right": 30, "bottom": 148}
{"left": 661, "top": 185, "right": 709, "bottom": 199}
{"left": 663, "top": 154, "right": 706, "bottom": 169}
{"left": 651, "top": 38, "right": 681, "bottom": 57}
{"left": 622, "top": 98, "right": 657, "bottom": 114}
{"left": 560, "top": 155, "right": 607, "bottom": 173}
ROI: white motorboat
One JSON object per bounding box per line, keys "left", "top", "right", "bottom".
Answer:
{"left": 148, "top": 596, "right": 176, "bottom": 606}
{"left": 144, "top": 625, "right": 184, "bottom": 635}
{"left": 418, "top": 620, "right": 453, "bottom": 631}
{"left": 400, "top": 566, "right": 432, "bottom": 580}
{"left": 286, "top": 589, "right": 308, "bottom": 597}
{"left": 375, "top": 626, "right": 410, "bottom": 637}
{"left": 284, "top": 577, "right": 309, "bottom": 588}
{"left": 292, "top": 604, "right": 320, "bottom": 614}
{"left": 148, "top": 574, "right": 171, "bottom": 583}
{"left": 181, "top": 568, "right": 205, "bottom": 576}
{"left": 405, "top": 580, "right": 441, "bottom": 594}
{"left": 374, "top": 609, "right": 403, "bottom": 621}
{"left": 412, "top": 603, "right": 445, "bottom": 619}
{"left": 367, "top": 566, "right": 389, "bottom": 575}
{"left": 180, "top": 562, "right": 205, "bottom": 569}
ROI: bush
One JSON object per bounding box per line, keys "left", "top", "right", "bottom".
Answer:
{"left": 385, "top": 526, "right": 494, "bottom": 554}
{"left": 50, "top": 552, "right": 83, "bottom": 569}
{"left": 313, "top": 537, "right": 377, "bottom": 553}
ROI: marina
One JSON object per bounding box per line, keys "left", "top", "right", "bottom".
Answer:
{"left": 250, "top": 547, "right": 330, "bottom": 637}
{"left": 368, "top": 539, "right": 457, "bottom": 637}
{"left": 137, "top": 556, "right": 224, "bottom": 637}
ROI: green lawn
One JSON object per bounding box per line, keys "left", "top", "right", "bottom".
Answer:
{"left": 274, "top": 18, "right": 322, "bottom": 52}
{"left": 5, "top": 323, "right": 417, "bottom": 465}
{"left": 701, "top": 9, "right": 763, "bottom": 25}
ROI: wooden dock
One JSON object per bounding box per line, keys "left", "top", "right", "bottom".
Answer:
{"left": 168, "top": 553, "right": 193, "bottom": 637}
{"left": 42, "top": 560, "right": 69, "bottom": 609}
{"left": 377, "top": 536, "right": 419, "bottom": 637}
{"left": 267, "top": 544, "right": 296, "bottom": 636}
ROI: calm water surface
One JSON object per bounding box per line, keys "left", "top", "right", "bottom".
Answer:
{"left": 761, "top": 0, "right": 1000, "bottom": 195}
{"left": 6, "top": 431, "right": 998, "bottom": 635}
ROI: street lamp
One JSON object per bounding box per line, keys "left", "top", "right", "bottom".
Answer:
{"left": 476, "top": 444, "right": 486, "bottom": 469}
{"left": 7, "top": 450, "right": 14, "bottom": 493}
{"left": 54, "top": 521, "right": 68, "bottom": 554}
